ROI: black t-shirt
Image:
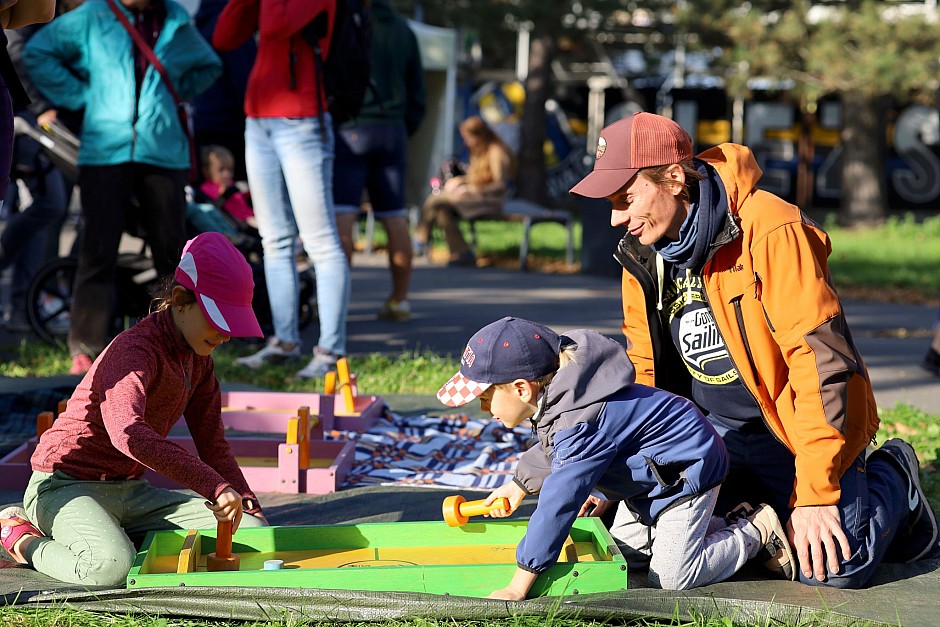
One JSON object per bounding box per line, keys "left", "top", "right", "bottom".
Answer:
{"left": 664, "top": 265, "right": 763, "bottom": 434}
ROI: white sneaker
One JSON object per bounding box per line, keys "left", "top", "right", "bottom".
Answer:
{"left": 235, "top": 337, "right": 302, "bottom": 370}
{"left": 295, "top": 350, "right": 339, "bottom": 380}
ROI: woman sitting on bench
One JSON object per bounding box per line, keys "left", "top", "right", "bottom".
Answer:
{"left": 414, "top": 116, "right": 515, "bottom": 267}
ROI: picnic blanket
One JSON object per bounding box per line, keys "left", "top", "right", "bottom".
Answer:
{"left": 330, "top": 411, "right": 532, "bottom": 490}
{"left": 0, "top": 386, "right": 73, "bottom": 458}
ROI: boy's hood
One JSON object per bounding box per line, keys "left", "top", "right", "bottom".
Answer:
{"left": 535, "top": 329, "right": 635, "bottom": 428}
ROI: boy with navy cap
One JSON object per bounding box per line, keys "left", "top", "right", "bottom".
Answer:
{"left": 438, "top": 317, "right": 796, "bottom": 597}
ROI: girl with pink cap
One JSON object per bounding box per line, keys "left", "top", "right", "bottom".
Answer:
{"left": 0, "top": 232, "right": 268, "bottom": 586}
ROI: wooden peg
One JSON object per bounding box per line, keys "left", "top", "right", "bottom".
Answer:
{"left": 205, "top": 519, "right": 240, "bottom": 572}
{"left": 37, "top": 411, "right": 54, "bottom": 439}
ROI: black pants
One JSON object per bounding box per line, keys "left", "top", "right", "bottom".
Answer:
{"left": 68, "top": 163, "right": 187, "bottom": 357}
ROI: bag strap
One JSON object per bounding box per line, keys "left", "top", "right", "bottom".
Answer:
{"left": 105, "top": 0, "right": 197, "bottom": 182}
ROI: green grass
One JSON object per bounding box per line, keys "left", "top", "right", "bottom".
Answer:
{"left": 0, "top": 339, "right": 460, "bottom": 395}
{"left": 824, "top": 213, "right": 940, "bottom": 298}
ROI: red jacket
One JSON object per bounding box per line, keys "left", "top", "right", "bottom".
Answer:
{"left": 213, "top": 0, "right": 333, "bottom": 118}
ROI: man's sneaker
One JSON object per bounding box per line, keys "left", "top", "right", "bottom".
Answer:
{"left": 69, "top": 353, "right": 93, "bottom": 375}
{"left": 869, "top": 438, "right": 939, "bottom": 562}
{"left": 377, "top": 298, "right": 410, "bottom": 321}
{"left": 235, "top": 337, "right": 301, "bottom": 370}
{"left": 295, "top": 349, "right": 339, "bottom": 380}
{"left": 920, "top": 347, "right": 940, "bottom": 377}
{"left": 727, "top": 502, "right": 797, "bottom": 581}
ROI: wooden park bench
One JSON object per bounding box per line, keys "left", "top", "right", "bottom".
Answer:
{"left": 356, "top": 197, "right": 576, "bottom": 271}
{"left": 466, "top": 198, "right": 576, "bottom": 271}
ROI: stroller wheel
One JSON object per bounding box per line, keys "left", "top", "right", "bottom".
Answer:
{"left": 26, "top": 257, "right": 77, "bottom": 346}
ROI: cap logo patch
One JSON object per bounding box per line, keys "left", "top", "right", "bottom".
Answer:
{"left": 595, "top": 136, "right": 607, "bottom": 160}
{"left": 462, "top": 345, "right": 476, "bottom": 367}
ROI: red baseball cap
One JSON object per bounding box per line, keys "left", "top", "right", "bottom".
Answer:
{"left": 569, "top": 112, "right": 693, "bottom": 199}
{"left": 174, "top": 232, "right": 263, "bottom": 338}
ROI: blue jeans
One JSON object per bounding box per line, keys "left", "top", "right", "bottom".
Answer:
{"left": 717, "top": 428, "right": 908, "bottom": 588}
{"left": 245, "top": 116, "right": 350, "bottom": 354}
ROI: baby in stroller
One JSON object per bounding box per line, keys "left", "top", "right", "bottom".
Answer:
{"left": 197, "top": 145, "right": 257, "bottom": 230}
{"left": 187, "top": 145, "right": 261, "bottom": 262}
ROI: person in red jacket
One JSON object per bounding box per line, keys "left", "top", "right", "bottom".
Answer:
{"left": 570, "top": 112, "right": 937, "bottom": 588}
{"left": 0, "top": 232, "right": 267, "bottom": 586}
{"left": 213, "top": 0, "right": 350, "bottom": 380}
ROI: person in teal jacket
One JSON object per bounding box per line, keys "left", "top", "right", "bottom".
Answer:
{"left": 23, "top": 0, "right": 221, "bottom": 375}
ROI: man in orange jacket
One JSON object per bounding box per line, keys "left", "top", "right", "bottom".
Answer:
{"left": 569, "top": 112, "right": 937, "bottom": 588}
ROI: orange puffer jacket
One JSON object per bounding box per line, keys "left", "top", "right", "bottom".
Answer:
{"left": 616, "top": 142, "right": 879, "bottom": 509}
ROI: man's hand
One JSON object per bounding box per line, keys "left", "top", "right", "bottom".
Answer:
{"left": 577, "top": 495, "right": 615, "bottom": 518}
{"left": 483, "top": 481, "right": 527, "bottom": 518}
{"left": 787, "top": 505, "right": 851, "bottom": 582}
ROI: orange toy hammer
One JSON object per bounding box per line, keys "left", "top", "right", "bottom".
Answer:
{"left": 442, "top": 495, "right": 510, "bottom": 527}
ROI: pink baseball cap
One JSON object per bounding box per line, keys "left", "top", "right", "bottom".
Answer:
{"left": 569, "top": 112, "right": 694, "bottom": 199}
{"left": 174, "top": 232, "right": 263, "bottom": 338}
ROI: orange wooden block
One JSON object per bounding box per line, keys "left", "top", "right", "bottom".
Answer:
{"left": 36, "top": 411, "right": 54, "bottom": 439}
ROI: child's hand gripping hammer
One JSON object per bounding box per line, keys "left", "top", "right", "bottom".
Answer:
{"left": 442, "top": 495, "right": 510, "bottom": 527}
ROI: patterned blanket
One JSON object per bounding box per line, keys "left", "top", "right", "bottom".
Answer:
{"left": 1, "top": 389, "right": 532, "bottom": 492}
{"left": 329, "top": 412, "right": 533, "bottom": 490}
{"left": 0, "top": 386, "right": 73, "bottom": 458}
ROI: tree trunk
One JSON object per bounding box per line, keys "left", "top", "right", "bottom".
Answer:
{"left": 516, "top": 33, "right": 554, "bottom": 205}
{"left": 839, "top": 93, "right": 886, "bottom": 225}
{"left": 796, "top": 109, "right": 816, "bottom": 211}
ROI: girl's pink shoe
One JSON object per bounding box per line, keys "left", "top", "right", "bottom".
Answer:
{"left": 0, "top": 506, "right": 42, "bottom": 564}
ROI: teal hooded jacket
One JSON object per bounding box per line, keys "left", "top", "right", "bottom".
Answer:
{"left": 23, "top": 0, "right": 221, "bottom": 169}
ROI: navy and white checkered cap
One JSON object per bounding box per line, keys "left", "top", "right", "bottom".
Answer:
{"left": 437, "top": 317, "right": 562, "bottom": 407}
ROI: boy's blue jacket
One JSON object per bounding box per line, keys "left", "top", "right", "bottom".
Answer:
{"left": 513, "top": 329, "right": 728, "bottom": 574}
{"left": 23, "top": 0, "right": 221, "bottom": 169}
